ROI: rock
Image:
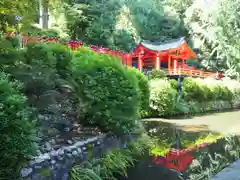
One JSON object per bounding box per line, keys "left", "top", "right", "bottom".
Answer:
{"left": 58, "top": 149, "right": 65, "bottom": 156}
{"left": 34, "top": 165, "right": 42, "bottom": 170}
{"left": 75, "top": 141, "right": 85, "bottom": 147}
{"left": 66, "top": 152, "right": 72, "bottom": 158}
{"left": 53, "top": 144, "right": 61, "bottom": 149}
{"left": 45, "top": 142, "right": 52, "bottom": 151}
{"left": 35, "top": 158, "right": 45, "bottom": 164}
{"left": 67, "top": 140, "right": 73, "bottom": 145}
{"left": 50, "top": 139, "right": 56, "bottom": 145}
{"left": 41, "top": 153, "right": 51, "bottom": 160}
{"left": 64, "top": 127, "right": 70, "bottom": 132}
{"left": 51, "top": 160, "right": 56, "bottom": 165}
{"left": 21, "top": 168, "right": 33, "bottom": 177}
{"left": 50, "top": 151, "right": 58, "bottom": 157}
{"left": 77, "top": 148, "right": 82, "bottom": 153}
{"left": 29, "top": 160, "right": 36, "bottom": 166}
{"left": 58, "top": 155, "right": 64, "bottom": 161}
{"left": 37, "top": 114, "right": 45, "bottom": 121}
{"left": 72, "top": 150, "right": 78, "bottom": 156}
{"left": 56, "top": 138, "right": 65, "bottom": 143}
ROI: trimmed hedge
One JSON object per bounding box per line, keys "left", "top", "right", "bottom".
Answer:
{"left": 24, "top": 42, "right": 72, "bottom": 72}
{"left": 70, "top": 47, "right": 140, "bottom": 134}
{"left": 0, "top": 72, "right": 36, "bottom": 179}
{"left": 148, "top": 69, "right": 166, "bottom": 79}
{"left": 149, "top": 77, "right": 240, "bottom": 117}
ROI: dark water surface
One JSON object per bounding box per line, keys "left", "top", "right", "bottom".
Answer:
{"left": 116, "top": 119, "right": 240, "bottom": 180}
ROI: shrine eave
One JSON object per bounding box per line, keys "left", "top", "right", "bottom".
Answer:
{"left": 139, "top": 37, "right": 186, "bottom": 52}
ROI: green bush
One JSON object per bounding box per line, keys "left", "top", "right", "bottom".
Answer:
{"left": 149, "top": 77, "right": 240, "bottom": 117}
{"left": 47, "top": 42, "right": 72, "bottom": 74}
{"left": 0, "top": 72, "right": 36, "bottom": 179}
{"left": 5, "top": 36, "right": 20, "bottom": 48}
{"left": 127, "top": 67, "right": 150, "bottom": 117}
{"left": 0, "top": 38, "right": 23, "bottom": 69}
{"left": 24, "top": 42, "right": 72, "bottom": 74}
{"left": 70, "top": 48, "right": 140, "bottom": 134}
{"left": 182, "top": 78, "right": 206, "bottom": 102}
{"left": 149, "top": 80, "right": 178, "bottom": 117}
{"left": 24, "top": 42, "right": 56, "bottom": 67}
{"left": 169, "top": 79, "right": 177, "bottom": 89}
{"left": 148, "top": 69, "right": 166, "bottom": 79}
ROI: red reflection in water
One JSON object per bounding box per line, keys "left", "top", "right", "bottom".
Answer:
{"left": 152, "top": 143, "right": 208, "bottom": 171}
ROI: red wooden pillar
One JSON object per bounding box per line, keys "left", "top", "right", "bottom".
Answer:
{"left": 155, "top": 53, "right": 160, "bottom": 70}
{"left": 168, "top": 55, "right": 171, "bottom": 74}
{"left": 138, "top": 48, "right": 144, "bottom": 71}
{"left": 127, "top": 54, "right": 132, "bottom": 67}
{"left": 122, "top": 54, "right": 127, "bottom": 65}
{"left": 173, "top": 58, "right": 177, "bottom": 74}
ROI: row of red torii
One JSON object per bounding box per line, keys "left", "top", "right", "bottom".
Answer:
{"left": 15, "top": 34, "right": 221, "bottom": 79}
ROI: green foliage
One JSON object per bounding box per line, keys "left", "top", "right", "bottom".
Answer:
{"left": 70, "top": 48, "right": 140, "bottom": 134}
{"left": 0, "top": 72, "right": 36, "bottom": 179}
{"left": 0, "top": 37, "right": 23, "bottom": 69}
{"left": 47, "top": 42, "right": 72, "bottom": 74}
{"left": 0, "top": 0, "right": 38, "bottom": 33}
{"left": 185, "top": 136, "right": 240, "bottom": 180}
{"left": 5, "top": 36, "right": 20, "bottom": 48}
{"left": 169, "top": 79, "right": 177, "bottom": 89}
{"left": 70, "top": 133, "right": 150, "bottom": 180}
{"left": 182, "top": 78, "right": 206, "bottom": 102}
{"left": 127, "top": 67, "right": 150, "bottom": 117}
{"left": 149, "top": 79, "right": 178, "bottom": 117}
{"left": 60, "top": 0, "right": 240, "bottom": 76}
{"left": 24, "top": 42, "right": 72, "bottom": 72}
{"left": 149, "top": 78, "right": 240, "bottom": 117}
{"left": 63, "top": 0, "right": 186, "bottom": 52}
{"left": 24, "top": 42, "right": 56, "bottom": 67}
{"left": 148, "top": 70, "right": 167, "bottom": 80}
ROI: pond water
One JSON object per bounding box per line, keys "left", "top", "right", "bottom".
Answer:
{"left": 116, "top": 120, "right": 240, "bottom": 180}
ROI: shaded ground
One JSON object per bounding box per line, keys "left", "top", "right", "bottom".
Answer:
{"left": 143, "top": 110, "right": 240, "bottom": 135}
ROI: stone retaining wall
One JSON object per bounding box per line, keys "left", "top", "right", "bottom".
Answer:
{"left": 21, "top": 134, "right": 137, "bottom": 180}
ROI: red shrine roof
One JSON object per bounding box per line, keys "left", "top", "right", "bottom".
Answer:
{"left": 140, "top": 37, "right": 186, "bottom": 51}
{"left": 134, "top": 37, "right": 197, "bottom": 59}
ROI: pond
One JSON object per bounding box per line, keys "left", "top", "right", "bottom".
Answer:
{"left": 117, "top": 120, "right": 240, "bottom": 180}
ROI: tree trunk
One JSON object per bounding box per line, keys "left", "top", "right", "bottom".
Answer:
{"left": 39, "top": 0, "right": 49, "bottom": 29}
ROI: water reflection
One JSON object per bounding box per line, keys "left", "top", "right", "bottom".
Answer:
{"left": 117, "top": 120, "right": 240, "bottom": 180}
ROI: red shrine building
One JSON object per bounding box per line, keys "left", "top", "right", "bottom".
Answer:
{"left": 123, "top": 37, "right": 219, "bottom": 78}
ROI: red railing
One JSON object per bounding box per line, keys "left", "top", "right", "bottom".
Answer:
{"left": 168, "top": 68, "right": 221, "bottom": 79}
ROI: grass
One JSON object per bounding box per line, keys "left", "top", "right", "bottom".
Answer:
{"left": 70, "top": 133, "right": 150, "bottom": 180}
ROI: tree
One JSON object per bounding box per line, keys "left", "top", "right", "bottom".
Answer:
{"left": 184, "top": 0, "right": 240, "bottom": 77}
{"left": 0, "top": 0, "right": 38, "bottom": 32}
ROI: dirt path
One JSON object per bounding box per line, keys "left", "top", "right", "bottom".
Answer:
{"left": 143, "top": 110, "right": 240, "bottom": 135}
